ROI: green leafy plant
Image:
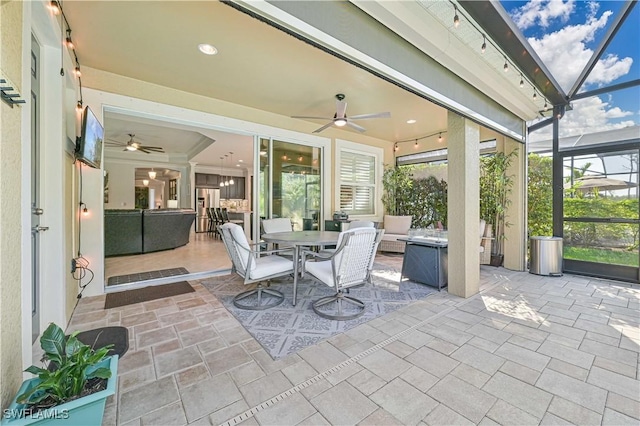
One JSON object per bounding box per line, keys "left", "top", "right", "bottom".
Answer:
{"left": 17, "top": 323, "right": 113, "bottom": 410}
{"left": 527, "top": 153, "right": 553, "bottom": 237}
{"left": 480, "top": 150, "right": 517, "bottom": 258}
{"left": 382, "top": 164, "right": 414, "bottom": 216}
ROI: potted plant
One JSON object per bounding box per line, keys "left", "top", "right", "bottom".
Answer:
{"left": 480, "top": 151, "right": 517, "bottom": 266}
{"left": 1, "top": 323, "right": 118, "bottom": 426}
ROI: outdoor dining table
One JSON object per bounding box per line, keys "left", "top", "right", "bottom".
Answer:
{"left": 261, "top": 230, "right": 340, "bottom": 306}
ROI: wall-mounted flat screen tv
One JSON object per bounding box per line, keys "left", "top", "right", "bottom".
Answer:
{"left": 75, "top": 106, "right": 104, "bottom": 169}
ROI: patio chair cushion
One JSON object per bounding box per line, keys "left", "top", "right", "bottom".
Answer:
{"left": 305, "top": 260, "right": 334, "bottom": 286}
{"left": 228, "top": 222, "right": 256, "bottom": 271}
{"left": 262, "top": 218, "right": 293, "bottom": 233}
{"left": 383, "top": 215, "right": 412, "bottom": 235}
{"left": 249, "top": 255, "right": 293, "bottom": 280}
{"left": 349, "top": 220, "right": 374, "bottom": 229}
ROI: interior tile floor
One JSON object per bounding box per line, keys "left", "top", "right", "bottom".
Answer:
{"left": 67, "top": 257, "right": 640, "bottom": 426}
{"left": 105, "top": 232, "right": 231, "bottom": 282}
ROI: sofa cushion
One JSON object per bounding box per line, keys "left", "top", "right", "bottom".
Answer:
{"left": 381, "top": 233, "right": 407, "bottom": 242}
{"left": 384, "top": 215, "right": 412, "bottom": 235}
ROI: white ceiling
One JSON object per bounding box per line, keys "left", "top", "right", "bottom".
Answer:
{"left": 64, "top": 0, "right": 508, "bottom": 167}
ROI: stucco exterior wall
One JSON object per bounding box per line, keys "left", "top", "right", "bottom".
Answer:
{"left": 0, "top": 0, "right": 25, "bottom": 411}
{"left": 82, "top": 66, "right": 395, "bottom": 214}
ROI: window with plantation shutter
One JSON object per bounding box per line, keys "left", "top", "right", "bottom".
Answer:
{"left": 339, "top": 151, "right": 375, "bottom": 215}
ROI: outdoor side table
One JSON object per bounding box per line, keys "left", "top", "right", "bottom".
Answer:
{"left": 399, "top": 237, "right": 448, "bottom": 290}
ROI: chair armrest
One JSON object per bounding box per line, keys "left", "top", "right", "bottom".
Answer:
{"left": 300, "top": 248, "right": 333, "bottom": 261}
{"left": 253, "top": 247, "right": 294, "bottom": 257}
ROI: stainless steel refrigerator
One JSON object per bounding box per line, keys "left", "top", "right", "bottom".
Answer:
{"left": 195, "top": 188, "right": 220, "bottom": 233}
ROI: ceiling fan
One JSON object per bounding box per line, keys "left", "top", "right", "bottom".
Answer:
{"left": 291, "top": 93, "right": 391, "bottom": 133}
{"left": 105, "top": 134, "right": 165, "bottom": 154}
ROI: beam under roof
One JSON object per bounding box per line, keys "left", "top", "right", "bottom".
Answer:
{"left": 458, "top": 0, "right": 567, "bottom": 107}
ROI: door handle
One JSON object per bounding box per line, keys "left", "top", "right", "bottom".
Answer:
{"left": 32, "top": 208, "right": 44, "bottom": 215}
{"left": 32, "top": 226, "right": 49, "bottom": 233}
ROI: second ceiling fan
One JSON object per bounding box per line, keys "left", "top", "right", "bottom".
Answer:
{"left": 292, "top": 93, "right": 390, "bottom": 133}
{"left": 105, "top": 134, "right": 165, "bottom": 154}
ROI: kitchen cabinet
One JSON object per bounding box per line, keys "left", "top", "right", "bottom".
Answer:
{"left": 220, "top": 177, "right": 245, "bottom": 199}
{"left": 195, "top": 173, "right": 207, "bottom": 186}
{"left": 195, "top": 173, "right": 220, "bottom": 188}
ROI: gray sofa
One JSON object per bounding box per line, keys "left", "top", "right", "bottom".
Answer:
{"left": 105, "top": 209, "right": 196, "bottom": 257}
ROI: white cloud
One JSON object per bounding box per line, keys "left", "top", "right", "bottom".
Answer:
{"left": 529, "top": 96, "right": 637, "bottom": 142}
{"left": 526, "top": 10, "right": 616, "bottom": 91}
{"left": 511, "top": 2, "right": 633, "bottom": 93}
{"left": 511, "top": 0, "right": 575, "bottom": 29}
{"left": 604, "top": 107, "right": 634, "bottom": 119}
{"left": 587, "top": 54, "right": 634, "bottom": 86}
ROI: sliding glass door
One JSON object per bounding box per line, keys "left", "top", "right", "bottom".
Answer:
{"left": 254, "top": 137, "right": 323, "bottom": 235}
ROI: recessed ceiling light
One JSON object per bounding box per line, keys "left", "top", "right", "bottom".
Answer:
{"left": 406, "top": 119, "right": 417, "bottom": 124}
{"left": 198, "top": 43, "right": 218, "bottom": 55}
{"left": 238, "top": 159, "right": 243, "bottom": 162}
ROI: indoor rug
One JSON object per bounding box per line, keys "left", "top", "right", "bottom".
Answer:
{"left": 107, "top": 267, "right": 190, "bottom": 286}
{"left": 104, "top": 281, "right": 194, "bottom": 309}
{"left": 201, "top": 264, "right": 436, "bottom": 359}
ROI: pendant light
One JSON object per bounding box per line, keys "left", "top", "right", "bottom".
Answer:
{"left": 148, "top": 168, "right": 157, "bottom": 179}
{"left": 219, "top": 156, "right": 227, "bottom": 187}
{"left": 228, "top": 152, "right": 234, "bottom": 185}
{"left": 142, "top": 179, "right": 149, "bottom": 186}
{"left": 223, "top": 154, "right": 229, "bottom": 186}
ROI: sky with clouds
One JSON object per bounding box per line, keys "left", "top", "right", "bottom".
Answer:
{"left": 500, "top": 0, "right": 639, "bottom": 142}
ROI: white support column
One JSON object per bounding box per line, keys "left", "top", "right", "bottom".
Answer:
{"left": 189, "top": 161, "right": 197, "bottom": 211}
{"left": 447, "top": 112, "right": 480, "bottom": 298}
{"left": 503, "top": 138, "right": 527, "bottom": 271}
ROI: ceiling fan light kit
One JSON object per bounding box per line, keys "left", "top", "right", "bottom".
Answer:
{"left": 105, "top": 133, "right": 165, "bottom": 154}
{"left": 291, "top": 93, "right": 390, "bottom": 134}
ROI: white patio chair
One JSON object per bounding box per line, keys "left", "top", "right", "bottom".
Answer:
{"left": 348, "top": 220, "right": 375, "bottom": 229}
{"left": 219, "top": 223, "right": 293, "bottom": 310}
{"left": 261, "top": 217, "right": 294, "bottom": 251}
{"left": 318, "top": 220, "right": 375, "bottom": 256}
{"left": 302, "top": 227, "right": 384, "bottom": 320}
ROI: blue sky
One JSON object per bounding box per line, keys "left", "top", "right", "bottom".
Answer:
{"left": 500, "top": 0, "right": 639, "bottom": 138}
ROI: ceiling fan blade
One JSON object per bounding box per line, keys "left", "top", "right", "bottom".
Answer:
{"left": 346, "top": 121, "right": 366, "bottom": 132}
{"left": 137, "top": 147, "right": 152, "bottom": 154}
{"left": 291, "top": 115, "right": 332, "bottom": 120}
{"left": 141, "top": 146, "right": 164, "bottom": 150}
{"left": 336, "top": 100, "right": 347, "bottom": 119}
{"left": 312, "top": 122, "right": 336, "bottom": 133}
{"left": 144, "top": 148, "right": 165, "bottom": 153}
{"left": 349, "top": 111, "right": 391, "bottom": 120}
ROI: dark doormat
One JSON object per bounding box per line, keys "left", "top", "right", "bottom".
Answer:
{"left": 107, "top": 267, "right": 190, "bottom": 286}
{"left": 76, "top": 326, "right": 129, "bottom": 358}
{"left": 104, "top": 281, "right": 195, "bottom": 309}
{"left": 49, "top": 327, "right": 130, "bottom": 371}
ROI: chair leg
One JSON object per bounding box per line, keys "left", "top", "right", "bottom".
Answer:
{"left": 233, "top": 283, "right": 284, "bottom": 310}
{"left": 312, "top": 290, "right": 365, "bottom": 320}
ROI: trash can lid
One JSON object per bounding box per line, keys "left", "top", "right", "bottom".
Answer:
{"left": 530, "top": 236, "right": 563, "bottom": 241}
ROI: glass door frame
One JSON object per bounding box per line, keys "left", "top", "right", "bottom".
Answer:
{"left": 559, "top": 142, "right": 640, "bottom": 283}
{"left": 253, "top": 135, "right": 330, "bottom": 240}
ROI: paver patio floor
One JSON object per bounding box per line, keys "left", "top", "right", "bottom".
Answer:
{"left": 66, "top": 256, "right": 639, "bottom": 425}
